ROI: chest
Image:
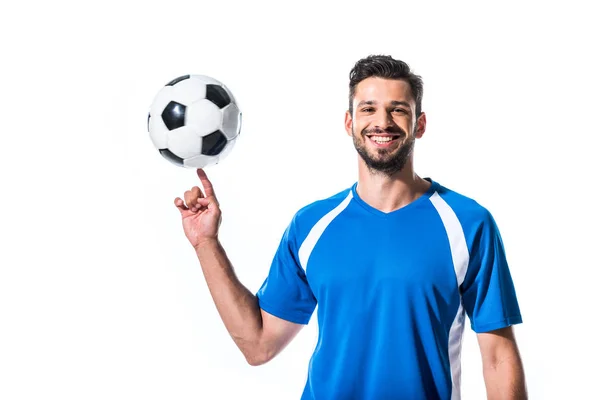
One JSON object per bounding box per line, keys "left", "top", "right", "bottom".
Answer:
{"left": 304, "top": 210, "right": 460, "bottom": 302}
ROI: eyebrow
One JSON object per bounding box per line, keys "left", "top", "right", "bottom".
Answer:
{"left": 356, "top": 100, "right": 412, "bottom": 109}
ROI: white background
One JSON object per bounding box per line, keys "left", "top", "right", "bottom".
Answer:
{"left": 1, "top": 1, "right": 598, "bottom": 399}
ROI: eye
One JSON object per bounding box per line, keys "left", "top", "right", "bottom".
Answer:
{"left": 361, "top": 107, "right": 375, "bottom": 112}
{"left": 394, "top": 108, "right": 408, "bottom": 114}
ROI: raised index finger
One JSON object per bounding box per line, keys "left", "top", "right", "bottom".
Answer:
{"left": 196, "top": 168, "right": 216, "bottom": 198}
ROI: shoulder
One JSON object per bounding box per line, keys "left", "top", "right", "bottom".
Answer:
{"left": 430, "top": 180, "right": 497, "bottom": 233}
{"left": 286, "top": 186, "right": 353, "bottom": 242}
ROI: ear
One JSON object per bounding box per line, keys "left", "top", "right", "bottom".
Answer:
{"left": 345, "top": 110, "right": 353, "bottom": 137}
{"left": 414, "top": 112, "right": 426, "bottom": 139}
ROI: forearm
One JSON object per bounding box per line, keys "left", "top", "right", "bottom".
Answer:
{"left": 195, "top": 239, "right": 264, "bottom": 362}
{"left": 483, "top": 354, "right": 527, "bottom": 399}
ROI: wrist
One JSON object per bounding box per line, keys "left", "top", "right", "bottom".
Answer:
{"left": 194, "top": 237, "right": 220, "bottom": 253}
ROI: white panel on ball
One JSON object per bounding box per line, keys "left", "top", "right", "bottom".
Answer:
{"left": 170, "top": 78, "right": 208, "bottom": 105}
{"left": 221, "top": 103, "right": 241, "bottom": 140}
{"left": 191, "top": 74, "right": 224, "bottom": 86}
{"left": 186, "top": 99, "right": 222, "bottom": 137}
{"left": 167, "top": 126, "right": 203, "bottom": 159}
{"left": 184, "top": 154, "right": 218, "bottom": 169}
{"left": 148, "top": 113, "right": 169, "bottom": 149}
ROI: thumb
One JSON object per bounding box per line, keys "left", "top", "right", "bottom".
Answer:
{"left": 195, "top": 197, "right": 218, "bottom": 210}
{"left": 195, "top": 197, "right": 222, "bottom": 221}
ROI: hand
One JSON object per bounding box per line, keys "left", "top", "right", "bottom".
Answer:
{"left": 174, "top": 169, "right": 222, "bottom": 250}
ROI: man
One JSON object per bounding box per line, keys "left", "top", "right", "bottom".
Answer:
{"left": 174, "top": 55, "right": 527, "bottom": 399}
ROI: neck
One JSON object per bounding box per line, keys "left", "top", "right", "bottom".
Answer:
{"left": 356, "top": 156, "right": 431, "bottom": 213}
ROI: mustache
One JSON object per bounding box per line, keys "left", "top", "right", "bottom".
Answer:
{"left": 362, "top": 127, "right": 406, "bottom": 136}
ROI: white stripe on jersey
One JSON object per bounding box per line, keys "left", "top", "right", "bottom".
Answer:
{"left": 298, "top": 191, "right": 353, "bottom": 271}
{"left": 429, "top": 191, "right": 470, "bottom": 400}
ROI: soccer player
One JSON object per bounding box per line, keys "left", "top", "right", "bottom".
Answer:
{"left": 174, "top": 55, "right": 527, "bottom": 399}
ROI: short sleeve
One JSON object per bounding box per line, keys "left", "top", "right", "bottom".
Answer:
{"left": 256, "top": 217, "right": 317, "bottom": 325}
{"left": 461, "top": 210, "right": 523, "bottom": 333}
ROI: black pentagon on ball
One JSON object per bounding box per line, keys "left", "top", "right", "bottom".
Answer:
{"left": 159, "top": 148, "right": 184, "bottom": 167}
{"left": 202, "top": 130, "right": 228, "bottom": 156}
{"left": 162, "top": 101, "right": 186, "bottom": 131}
{"left": 165, "top": 75, "right": 190, "bottom": 86}
{"left": 147, "top": 112, "right": 151, "bottom": 132}
{"left": 205, "top": 84, "right": 231, "bottom": 109}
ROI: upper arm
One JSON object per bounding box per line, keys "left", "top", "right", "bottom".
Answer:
{"left": 477, "top": 327, "right": 528, "bottom": 398}
{"left": 259, "top": 308, "right": 305, "bottom": 364}
{"left": 253, "top": 216, "right": 317, "bottom": 364}
{"left": 256, "top": 216, "right": 317, "bottom": 325}
{"left": 461, "top": 209, "right": 523, "bottom": 333}
{"left": 476, "top": 326, "right": 521, "bottom": 368}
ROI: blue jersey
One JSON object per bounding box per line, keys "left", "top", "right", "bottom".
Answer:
{"left": 256, "top": 179, "right": 522, "bottom": 400}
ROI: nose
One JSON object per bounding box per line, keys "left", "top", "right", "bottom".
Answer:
{"left": 374, "top": 110, "right": 394, "bottom": 130}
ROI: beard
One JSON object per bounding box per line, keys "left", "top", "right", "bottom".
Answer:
{"left": 352, "top": 124, "right": 416, "bottom": 176}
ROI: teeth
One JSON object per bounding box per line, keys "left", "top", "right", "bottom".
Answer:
{"left": 371, "top": 136, "right": 394, "bottom": 143}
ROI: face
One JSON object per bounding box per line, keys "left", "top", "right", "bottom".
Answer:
{"left": 345, "top": 77, "right": 426, "bottom": 175}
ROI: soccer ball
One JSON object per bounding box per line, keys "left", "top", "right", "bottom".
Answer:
{"left": 147, "top": 74, "right": 242, "bottom": 168}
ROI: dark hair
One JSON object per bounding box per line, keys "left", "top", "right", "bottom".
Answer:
{"left": 348, "top": 55, "right": 424, "bottom": 117}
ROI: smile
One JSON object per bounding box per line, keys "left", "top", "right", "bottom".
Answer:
{"left": 367, "top": 135, "right": 401, "bottom": 147}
